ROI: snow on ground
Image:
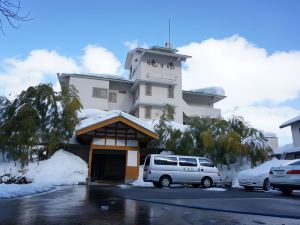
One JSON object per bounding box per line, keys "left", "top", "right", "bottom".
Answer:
{"left": 203, "top": 188, "right": 226, "bottom": 192}
{"left": 132, "top": 165, "right": 154, "bottom": 187}
{"left": 0, "top": 184, "right": 57, "bottom": 199}
{"left": 0, "top": 150, "right": 87, "bottom": 198}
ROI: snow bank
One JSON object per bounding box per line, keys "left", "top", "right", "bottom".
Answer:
{"left": 132, "top": 165, "right": 153, "bottom": 187}
{"left": 26, "top": 150, "right": 88, "bottom": 185}
{"left": 0, "top": 150, "right": 88, "bottom": 198}
{"left": 0, "top": 184, "right": 57, "bottom": 199}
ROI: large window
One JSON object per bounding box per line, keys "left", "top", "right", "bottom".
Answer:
{"left": 145, "top": 82, "right": 152, "bottom": 96}
{"left": 108, "top": 92, "right": 117, "bottom": 103}
{"left": 92, "top": 87, "right": 108, "bottom": 99}
{"left": 179, "top": 158, "right": 198, "bottom": 167}
{"left": 168, "top": 85, "right": 174, "bottom": 98}
{"left": 145, "top": 106, "right": 151, "bottom": 119}
{"left": 198, "top": 158, "right": 214, "bottom": 167}
{"left": 154, "top": 156, "right": 177, "bottom": 166}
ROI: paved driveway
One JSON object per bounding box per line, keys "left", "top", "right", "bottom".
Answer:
{"left": 0, "top": 185, "right": 299, "bottom": 225}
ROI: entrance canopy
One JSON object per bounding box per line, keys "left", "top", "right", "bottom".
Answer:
{"left": 75, "top": 110, "right": 158, "bottom": 182}
{"left": 76, "top": 110, "right": 158, "bottom": 143}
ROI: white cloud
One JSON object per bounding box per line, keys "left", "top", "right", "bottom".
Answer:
{"left": 0, "top": 45, "right": 122, "bottom": 97}
{"left": 81, "top": 45, "right": 121, "bottom": 74}
{"left": 178, "top": 35, "right": 300, "bottom": 145}
{"left": 0, "top": 50, "right": 80, "bottom": 97}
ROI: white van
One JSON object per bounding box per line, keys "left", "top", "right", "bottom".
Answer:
{"left": 143, "top": 154, "right": 221, "bottom": 188}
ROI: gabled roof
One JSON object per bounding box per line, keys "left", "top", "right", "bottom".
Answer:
{"left": 76, "top": 110, "right": 158, "bottom": 139}
{"left": 280, "top": 115, "right": 300, "bottom": 128}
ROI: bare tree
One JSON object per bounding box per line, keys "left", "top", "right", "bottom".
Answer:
{"left": 0, "top": 0, "right": 30, "bottom": 34}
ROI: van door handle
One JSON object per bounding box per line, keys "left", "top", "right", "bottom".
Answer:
{"left": 201, "top": 169, "right": 204, "bottom": 171}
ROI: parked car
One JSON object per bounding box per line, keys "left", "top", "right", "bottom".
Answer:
{"left": 143, "top": 154, "right": 221, "bottom": 188}
{"left": 269, "top": 159, "right": 300, "bottom": 195}
{"left": 238, "top": 159, "right": 290, "bottom": 191}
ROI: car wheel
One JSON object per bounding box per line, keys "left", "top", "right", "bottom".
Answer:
{"left": 159, "top": 176, "right": 171, "bottom": 188}
{"left": 279, "top": 187, "right": 293, "bottom": 195}
{"left": 192, "top": 184, "right": 200, "bottom": 188}
{"left": 263, "top": 178, "right": 271, "bottom": 191}
{"left": 244, "top": 186, "right": 254, "bottom": 191}
{"left": 153, "top": 182, "right": 161, "bottom": 188}
{"left": 201, "top": 177, "right": 212, "bottom": 188}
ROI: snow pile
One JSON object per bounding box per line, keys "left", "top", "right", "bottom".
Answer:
{"left": 191, "top": 87, "right": 225, "bottom": 96}
{"left": 26, "top": 150, "right": 88, "bottom": 185}
{"left": 76, "top": 109, "right": 155, "bottom": 133}
{"left": 0, "top": 150, "right": 88, "bottom": 198}
{"left": 238, "top": 159, "right": 290, "bottom": 177}
{"left": 132, "top": 165, "right": 153, "bottom": 187}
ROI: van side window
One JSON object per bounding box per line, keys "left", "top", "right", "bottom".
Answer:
{"left": 198, "top": 158, "right": 214, "bottom": 167}
{"left": 154, "top": 156, "right": 177, "bottom": 166}
{"left": 179, "top": 158, "right": 197, "bottom": 167}
{"left": 145, "top": 156, "right": 151, "bottom": 166}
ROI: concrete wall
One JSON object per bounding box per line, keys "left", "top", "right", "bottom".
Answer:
{"left": 108, "top": 82, "right": 133, "bottom": 113}
{"left": 69, "top": 76, "right": 109, "bottom": 110}
{"left": 291, "top": 122, "right": 300, "bottom": 147}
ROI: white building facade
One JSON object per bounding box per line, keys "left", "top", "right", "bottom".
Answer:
{"left": 58, "top": 46, "right": 226, "bottom": 123}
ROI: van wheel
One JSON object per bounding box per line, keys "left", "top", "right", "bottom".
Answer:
{"left": 201, "top": 177, "right": 212, "bottom": 188}
{"left": 263, "top": 178, "right": 270, "bottom": 191}
{"left": 159, "top": 176, "right": 171, "bottom": 187}
{"left": 279, "top": 187, "right": 293, "bottom": 195}
{"left": 153, "top": 182, "right": 161, "bottom": 188}
{"left": 192, "top": 184, "right": 200, "bottom": 188}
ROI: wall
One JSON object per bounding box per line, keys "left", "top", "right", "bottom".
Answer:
{"left": 291, "top": 122, "right": 300, "bottom": 147}
{"left": 69, "top": 76, "right": 109, "bottom": 110}
{"left": 108, "top": 82, "right": 134, "bottom": 113}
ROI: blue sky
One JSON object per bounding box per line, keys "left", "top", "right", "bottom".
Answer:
{"left": 0, "top": 0, "right": 300, "bottom": 146}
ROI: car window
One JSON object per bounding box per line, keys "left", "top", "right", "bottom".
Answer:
{"left": 198, "top": 158, "right": 214, "bottom": 167}
{"left": 290, "top": 161, "right": 300, "bottom": 166}
{"left": 179, "top": 158, "right": 197, "bottom": 167}
{"left": 145, "top": 156, "right": 150, "bottom": 166}
{"left": 154, "top": 156, "right": 177, "bottom": 166}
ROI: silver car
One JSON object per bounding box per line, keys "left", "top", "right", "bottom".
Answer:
{"left": 269, "top": 159, "right": 300, "bottom": 195}
{"left": 143, "top": 154, "right": 221, "bottom": 188}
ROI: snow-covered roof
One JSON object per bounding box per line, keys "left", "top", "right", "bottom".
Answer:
{"left": 273, "top": 143, "right": 300, "bottom": 155}
{"left": 76, "top": 109, "right": 157, "bottom": 137}
{"left": 280, "top": 115, "right": 300, "bottom": 128}
{"left": 59, "top": 73, "right": 132, "bottom": 84}
{"left": 190, "top": 87, "right": 225, "bottom": 97}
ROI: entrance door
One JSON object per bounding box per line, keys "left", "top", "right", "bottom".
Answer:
{"left": 92, "top": 150, "right": 126, "bottom": 181}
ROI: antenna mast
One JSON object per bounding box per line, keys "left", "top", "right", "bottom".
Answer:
{"left": 169, "top": 19, "right": 171, "bottom": 48}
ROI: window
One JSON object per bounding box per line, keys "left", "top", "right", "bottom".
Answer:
{"left": 168, "top": 85, "right": 174, "bottom": 98}
{"left": 92, "top": 87, "right": 108, "bottom": 99}
{"left": 145, "top": 82, "right": 152, "bottom": 96}
{"left": 179, "top": 158, "right": 198, "bottom": 167}
{"left": 145, "top": 106, "right": 151, "bottom": 119}
{"left": 198, "top": 158, "right": 214, "bottom": 167}
{"left": 154, "top": 156, "right": 177, "bottom": 166}
{"left": 108, "top": 92, "right": 117, "bottom": 103}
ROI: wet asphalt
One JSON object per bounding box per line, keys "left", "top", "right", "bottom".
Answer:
{"left": 0, "top": 185, "right": 300, "bottom": 225}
